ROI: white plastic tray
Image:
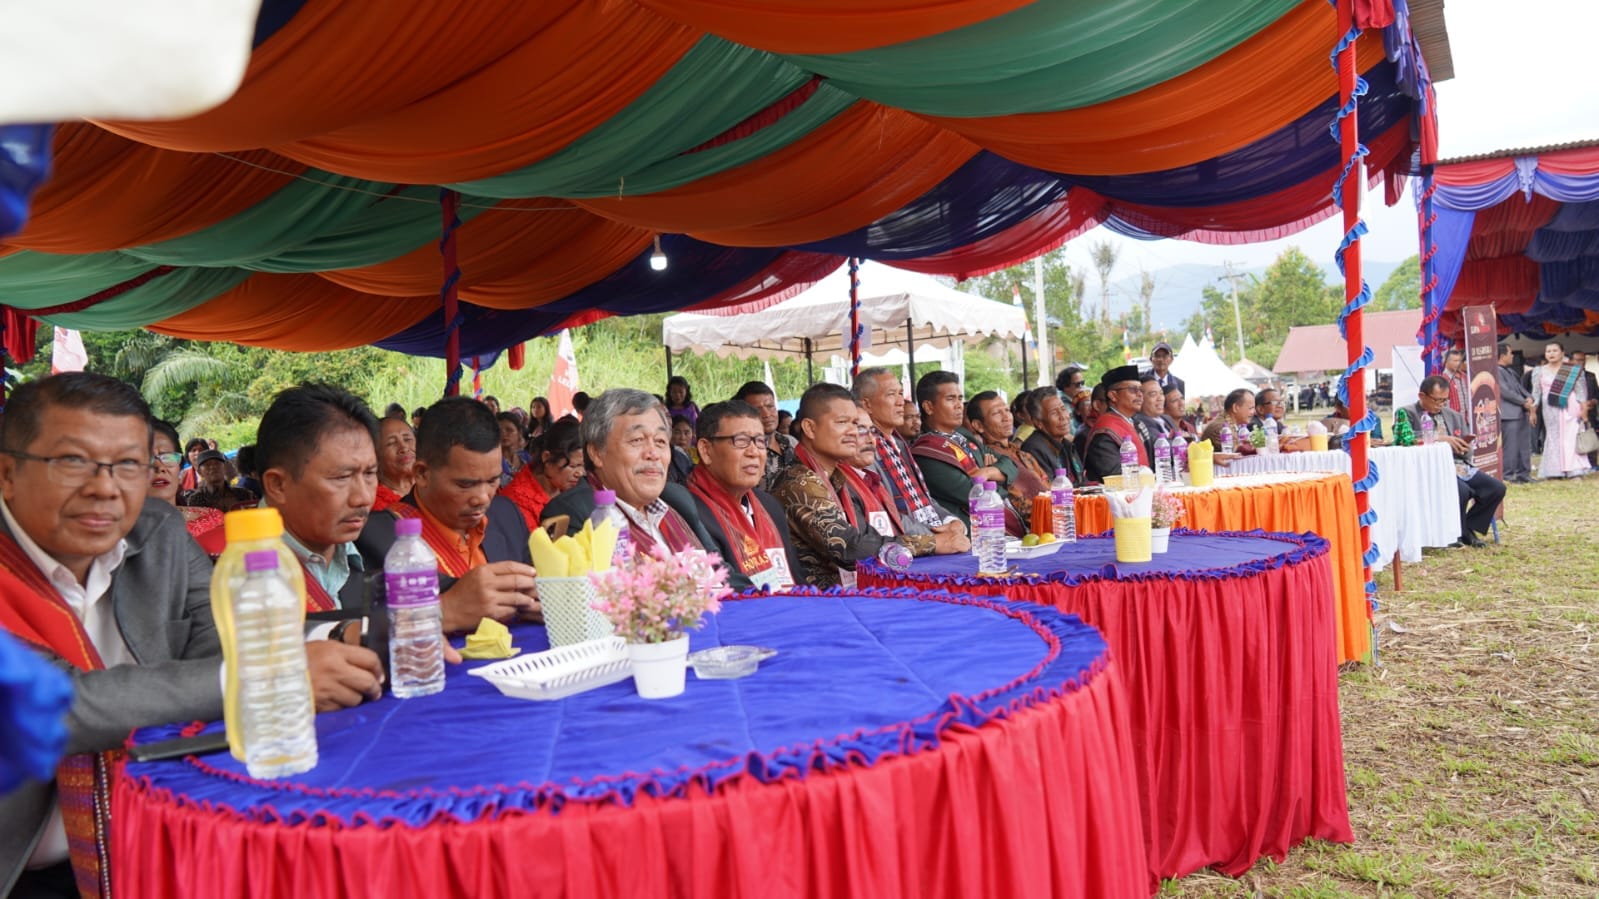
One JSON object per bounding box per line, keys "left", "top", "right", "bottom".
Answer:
{"left": 1004, "top": 539, "right": 1069, "bottom": 559}
{"left": 467, "top": 636, "right": 631, "bottom": 700}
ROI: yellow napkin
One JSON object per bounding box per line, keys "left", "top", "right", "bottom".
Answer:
{"left": 459, "top": 618, "right": 518, "bottom": 659}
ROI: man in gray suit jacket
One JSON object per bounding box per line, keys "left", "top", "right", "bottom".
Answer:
{"left": 1404, "top": 375, "right": 1506, "bottom": 548}
{"left": 0, "top": 374, "right": 373, "bottom": 897}
{"left": 1497, "top": 343, "right": 1535, "bottom": 483}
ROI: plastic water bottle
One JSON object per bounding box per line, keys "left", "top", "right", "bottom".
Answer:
{"left": 1154, "top": 436, "right": 1173, "bottom": 482}
{"left": 1236, "top": 424, "right": 1253, "bottom": 451}
{"left": 1262, "top": 417, "right": 1279, "bottom": 454}
{"left": 1050, "top": 469, "right": 1076, "bottom": 543}
{"left": 232, "top": 550, "right": 317, "bottom": 779}
{"left": 385, "top": 518, "right": 446, "bottom": 698}
{"left": 213, "top": 508, "right": 309, "bottom": 761}
{"left": 1171, "top": 435, "right": 1189, "bottom": 476}
{"left": 1419, "top": 413, "right": 1436, "bottom": 446}
{"left": 975, "top": 483, "right": 1007, "bottom": 574}
{"left": 591, "top": 489, "right": 633, "bottom": 567}
{"left": 967, "top": 477, "right": 987, "bottom": 560}
{"left": 1219, "top": 424, "right": 1236, "bottom": 454}
{"left": 1119, "top": 435, "right": 1140, "bottom": 487}
{"left": 877, "top": 541, "right": 913, "bottom": 573}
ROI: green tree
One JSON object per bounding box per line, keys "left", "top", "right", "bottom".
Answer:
{"left": 1370, "top": 254, "right": 1421, "bottom": 311}
{"left": 1089, "top": 241, "right": 1119, "bottom": 327}
{"left": 1177, "top": 247, "right": 1342, "bottom": 366}
{"left": 960, "top": 251, "right": 1126, "bottom": 384}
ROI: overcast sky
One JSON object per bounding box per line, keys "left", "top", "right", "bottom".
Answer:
{"left": 1061, "top": 0, "right": 1599, "bottom": 275}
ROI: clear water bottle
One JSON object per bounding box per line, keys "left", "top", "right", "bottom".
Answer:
{"left": 1171, "top": 435, "right": 1188, "bottom": 476}
{"left": 385, "top": 518, "right": 446, "bottom": 699}
{"left": 1219, "top": 423, "right": 1236, "bottom": 454}
{"left": 1262, "top": 417, "right": 1279, "bottom": 454}
{"left": 1050, "top": 469, "right": 1076, "bottom": 543}
{"left": 1154, "top": 435, "right": 1173, "bottom": 482}
{"left": 1236, "top": 423, "right": 1253, "bottom": 451}
{"left": 1118, "top": 435, "right": 1140, "bottom": 488}
{"left": 232, "top": 550, "right": 317, "bottom": 779}
{"left": 877, "top": 541, "right": 913, "bottom": 573}
{"left": 975, "top": 483, "right": 1007, "bottom": 574}
{"left": 1419, "top": 413, "right": 1436, "bottom": 446}
{"left": 591, "top": 489, "right": 633, "bottom": 568}
{"left": 967, "top": 477, "right": 987, "bottom": 560}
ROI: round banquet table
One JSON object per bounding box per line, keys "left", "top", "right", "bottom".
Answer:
{"left": 116, "top": 591, "right": 1151, "bottom": 899}
{"left": 1214, "top": 444, "right": 1460, "bottom": 570}
{"left": 1075, "top": 471, "right": 1369, "bottom": 663}
{"left": 859, "top": 531, "right": 1353, "bottom": 882}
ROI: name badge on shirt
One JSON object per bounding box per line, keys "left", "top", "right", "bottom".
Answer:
{"left": 749, "top": 548, "right": 794, "bottom": 591}
{"left": 868, "top": 510, "right": 894, "bottom": 538}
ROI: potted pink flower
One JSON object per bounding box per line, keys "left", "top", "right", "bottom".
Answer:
{"left": 588, "top": 545, "right": 730, "bottom": 699}
{"left": 1150, "top": 489, "right": 1185, "bottom": 553}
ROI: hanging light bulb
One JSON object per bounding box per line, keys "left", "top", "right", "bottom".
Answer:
{"left": 649, "top": 235, "right": 668, "bottom": 272}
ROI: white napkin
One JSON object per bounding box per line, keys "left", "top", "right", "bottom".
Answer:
{"left": 1106, "top": 486, "right": 1153, "bottom": 519}
{"left": 1306, "top": 421, "right": 1328, "bottom": 436}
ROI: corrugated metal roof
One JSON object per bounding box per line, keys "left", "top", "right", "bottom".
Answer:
{"left": 1272, "top": 310, "right": 1423, "bottom": 373}
{"left": 1408, "top": 0, "right": 1454, "bottom": 82}
{"left": 1436, "top": 137, "right": 1599, "bottom": 167}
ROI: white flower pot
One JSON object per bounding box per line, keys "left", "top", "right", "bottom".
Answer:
{"left": 627, "top": 635, "right": 689, "bottom": 699}
{"left": 1150, "top": 527, "right": 1171, "bottom": 554}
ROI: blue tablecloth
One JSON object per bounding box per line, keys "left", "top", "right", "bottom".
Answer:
{"left": 899, "top": 531, "right": 1322, "bottom": 585}
{"left": 126, "top": 589, "right": 1108, "bottom": 826}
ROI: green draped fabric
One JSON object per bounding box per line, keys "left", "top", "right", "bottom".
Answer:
{"left": 41, "top": 267, "right": 253, "bottom": 330}
{"left": 453, "top": 38, "right": 817, "bottom": 199}
{"left": 0, "top": 252, "right": 154, "bottom": 309}
{"left": 784, "top": 0, "right": 1302, "bottom": 117}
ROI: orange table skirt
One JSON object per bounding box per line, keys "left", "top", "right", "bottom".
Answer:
{"left": 1077, "top": 473, "right": 1369, "bottom": 662}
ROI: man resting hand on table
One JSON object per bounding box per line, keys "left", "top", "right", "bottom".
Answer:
{"left": 0, "top": 374, "right": 379, "bottom": 899}
{"left": 359, "top": 397, "right": 539, "bottom": 634}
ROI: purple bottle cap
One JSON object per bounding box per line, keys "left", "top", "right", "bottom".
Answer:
{"left": 244, "top": 550, "right": 279, "bottom": 572}
{"left": 594, "top": 489, "right": 616, "bottom": 504}
{"left": 395, "top": 518, "right": 422, "bottom": 537}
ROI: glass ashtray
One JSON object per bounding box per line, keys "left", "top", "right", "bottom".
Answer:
{"left": 688, "top": 645, "right": 774, "bottom": 680}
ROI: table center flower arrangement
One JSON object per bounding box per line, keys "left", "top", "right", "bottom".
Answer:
{"left": 588, "top": 545, "right": 731, "bottom": 698}
{"left": 1150, "top": 488, "right": 1185, "bottom": 553}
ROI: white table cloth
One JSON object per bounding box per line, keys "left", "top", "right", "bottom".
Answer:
{"left": 1219, "top": 444, "right": 1459, "bottom": 570}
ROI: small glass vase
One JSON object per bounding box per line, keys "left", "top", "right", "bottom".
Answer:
{"left": 1150, "top": 527, "right": 1172, "bottom": 554}
{"left": 628, "top": 634, "right": 689, "bottom": 699}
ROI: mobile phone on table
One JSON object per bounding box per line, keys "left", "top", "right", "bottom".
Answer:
{"left": 128, "top": 730, "right": 230, "bottom": 763}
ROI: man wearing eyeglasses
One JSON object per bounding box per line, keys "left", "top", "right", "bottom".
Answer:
{"left": 1083, "top": 365, "right": 1155, "bottom": 484}
{"left": 684, "top": 400, "right": 804, "bottom": 591}
{"left": 1402, "top": 375, "right": 1505, "bottom": 548}
{"left": 0, "top": 373, "right": 377, "bottom": 898}
{"left": 540, "top": 389, "right": 715, "bottom": 557}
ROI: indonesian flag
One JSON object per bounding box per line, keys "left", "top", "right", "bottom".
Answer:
{"left": 50, "top": 327, "right": 86, "bottom": 373}
{"left": 547, "top": 329, "right": 579, "bottom": 420}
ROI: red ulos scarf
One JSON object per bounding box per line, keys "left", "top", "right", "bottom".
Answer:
{"left": 0, "top": 532, "right": 114, "bottom": 899}
{"left": 684, "top": 466, "right": 782, "bottom": 575}
{"left": 498, "top": 465, "right": 551, "bottom": 531}
{"left": 1089, "top": 411, "right": 1150, "bottom": 468}
{"left": 372, "top": 483, "right": 403, "bottom": 513}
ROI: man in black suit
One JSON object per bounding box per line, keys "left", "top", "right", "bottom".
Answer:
{"left": 683, "top": 401, "right": 805, "bottom": 590}
{"left": 358, "top": 396, "right": 539, "bottom": 634}
{"left": 1573, "top": 350, "right": 1599, "bottom": 466}
{"left": 1149, "top": 342, "right": 1185, "bottom": 397}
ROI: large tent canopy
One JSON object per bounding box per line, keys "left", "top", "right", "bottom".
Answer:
{"left": 1421, "top": 142, "right": 1599, "bottom": 357}
{"left": 0, "top": 0, "right": 1440, "bottom": 362}
{"left": 662, "top": 260, "right": 1024, "bottom": 359}
{"left": 1170, "top": 334, "right": 1256, "bottom": 397}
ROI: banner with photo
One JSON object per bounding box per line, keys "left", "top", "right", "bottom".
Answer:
{"left": 1461, "top": 305, "right": 1501, "bottom": 482}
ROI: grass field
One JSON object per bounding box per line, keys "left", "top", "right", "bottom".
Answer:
{"left": 1164, "top": 475, "right": 1599, "bottom": 897}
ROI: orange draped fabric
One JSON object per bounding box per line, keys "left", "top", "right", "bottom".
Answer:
{"left": 4, "top": 126, "right": 301, "bottom": 253}
{"left": 577, "top": 103, "right": 978, "bottom": 245}
{"left": 633, "top": 0, "right": 1036, "bottom": 54}
{"left": 1074, "top": 474, "right": 1369, "bottom": 664}
{"left": 322, "top": 201, "right": 652, "bottom": 308}
{"left": 151, "top": 274, "right": 435, "bottom": 350}
{"left": 920, "top": 0, "right": 1386, "bottom": 175}
{"left": 101, "top": 2, "right": 701, "bottom": 183}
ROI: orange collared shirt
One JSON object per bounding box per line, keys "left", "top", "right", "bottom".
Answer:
{"left": 416, "top": 500, "right": 488, "bottom": 576}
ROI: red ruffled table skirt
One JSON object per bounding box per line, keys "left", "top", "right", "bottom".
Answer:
{"left": 861, "top": 533, "right": 1353, "bottom": 881}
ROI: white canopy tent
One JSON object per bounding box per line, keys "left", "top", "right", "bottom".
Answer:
{"left": 662, "top": 260, "right": 1027, "bottom": 382}
{"left": 1170, "top": 334, "right": 1255, "bottom": 397}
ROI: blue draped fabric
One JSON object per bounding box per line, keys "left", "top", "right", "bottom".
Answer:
{"left": 0, "top": 124, "right": 54, "bottom": 239}
{"left": 892, "top": 531, "right": 1321, "bottom": 584}
{"left": 125, "top": 590, "right": 1108, "bottom": 824}
{"left": 0, "top": 629, "right": 72, "bottom": 794}
{"left": 251, "top": 0, "right": 308, "bottom": 46}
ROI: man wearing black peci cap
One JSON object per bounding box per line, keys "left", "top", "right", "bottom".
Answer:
{"left": 1082, "top": 365, "right": 1153, "bottom": 485}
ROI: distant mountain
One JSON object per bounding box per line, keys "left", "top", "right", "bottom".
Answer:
{"left": 1094, "top": 260, "right": 1402, "bottom": 339}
